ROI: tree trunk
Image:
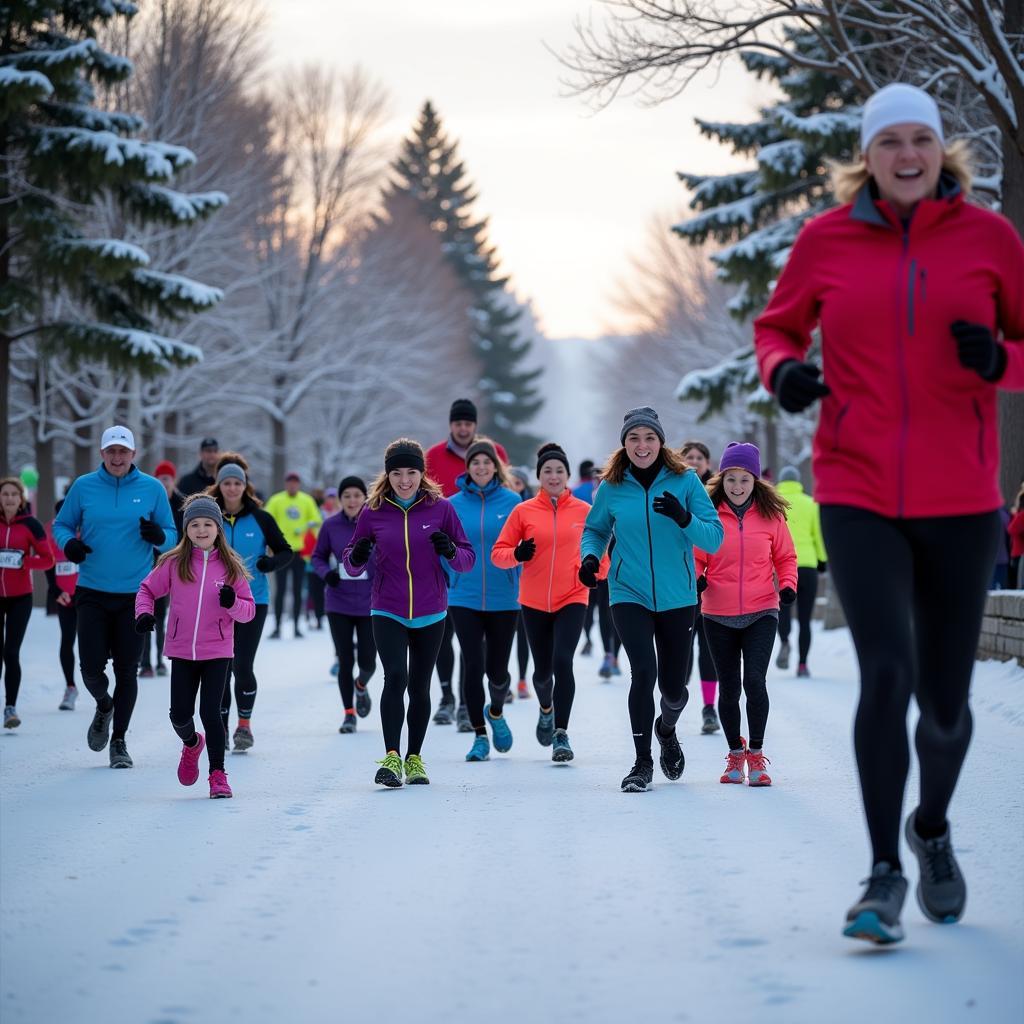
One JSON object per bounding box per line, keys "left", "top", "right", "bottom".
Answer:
{"left": 0, "top": 337, "right": 9, "bottom": 476}
{"left": 33, "top": 432, "right": 54, "bottom": 606}
{"left": 74, "top": 417, "right": 93, "bottom": 479}
{"left": 271, "top": 416, "right": 286, "bottom": 492}
{"left": 761, "top": 415, "right": 779, "bottom": 481}
{"left": 164, "top": 410, "right": 184, "bottom": 474}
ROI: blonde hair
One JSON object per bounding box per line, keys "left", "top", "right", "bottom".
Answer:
{"left": 207, "top": 451, "right": 262, "bottom": 508}
{"left": 831, "top": 137, "right": 974, "bottom": 205}
{"left": 367, "top": 438, "right": 444, "bottom": 510}
{"left": 157, "top": 494, "right": 252, "bottom": 584}
{"left": 0, "top": 477, "right": 29, "bottom": 515}
{"left": 599, "top": 446, "right": 690, "bottom": 486}
{"left": 706, "top": 473, "right": 790, "bottom": 522}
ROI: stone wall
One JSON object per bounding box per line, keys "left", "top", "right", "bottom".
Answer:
{"left": 978, "top": 591, "right": 1024, "bottom": 667}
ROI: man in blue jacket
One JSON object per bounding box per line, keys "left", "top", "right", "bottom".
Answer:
{"left": 54, "top": 425, "right": 177, "bottom": 768}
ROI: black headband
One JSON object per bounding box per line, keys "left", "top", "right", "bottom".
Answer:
{"left": 385, "top": 445, "right": 425, "bottom": 474}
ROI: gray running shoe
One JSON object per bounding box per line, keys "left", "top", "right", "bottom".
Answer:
{"left": 354, "top": 683, "right": 372, "bottom": 718}
{"left": 4, "top": 706, "right": 21, "bottom": 729}
{"left": 904, "top": 810, "right": 967, "bottom": 923}
{"left": 338, "top": 713, "right": 357, "bottom": 734}
{"left": 59, "top": 686, "right": 77, "bottom": 711}
{"left": 843, "top": 862, "right": 907, "bottom": 944}
{"left": 700, "top": 704, "right": 720, "bottom": 735}
{"left": 535, "top": 707, "right": 555, "bottom": 746}
{"left": 456, "top": 704, "right": 473, "bottom": 733}
{"left": 87, "top": 705, "right": 114, "bottom": 751}
{"left": 233, "top": 725, "right": 254, "bottom": 751}
{"left": 775, "top": 640, "right": 791, "bottom": 670}
{"left": 109, "top": 738, "right": 133, "bottom": 769}
{"left": 432, "top": 693, "right": 455, "bottom": 725}
{"left": 551, "top": 728, "right": 574, "bottom": 762}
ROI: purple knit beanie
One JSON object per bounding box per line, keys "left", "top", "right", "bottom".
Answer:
{"left": 719, "top": 442, "right": 761, "bottom": 478}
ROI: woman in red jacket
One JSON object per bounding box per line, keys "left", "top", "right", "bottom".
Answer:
{"left": 694, "top": 444, "right": 796, "bottom": 790}
{"left": 1, "top": 477, "right": 55, "bottom": 728}
{"left": 754, "top": 83, "right": 1024, "bottom": 945}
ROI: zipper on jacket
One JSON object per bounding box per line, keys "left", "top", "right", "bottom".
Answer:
{"left": 1, "top": 524, "right": 8, "bottom": 597}
{"left": 480, "top": 495, "right": 486, "bottom": 611}
{"left": 192, "top": 549, "right": 210, "bottom": 659}
{"left": 547, "top": 502, "right": 558, "bottom": 612}
{"left": 644, "top": 496, "right": 658, "bottom": 611}
{"left": 738, "top": 516, "right": 745, "bottom": 613}
{"left": 404, "top": 509, "right": 413, "bottom": 618}
{"left": 895, "top": 232, "right": 913, "bottom": 517}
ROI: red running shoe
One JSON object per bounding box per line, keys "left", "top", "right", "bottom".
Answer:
{"left": 208, "top": 769, "right": 232, "bottom": 799}
{"left": 177, "top": 733, "right": 205, "bottom": 786}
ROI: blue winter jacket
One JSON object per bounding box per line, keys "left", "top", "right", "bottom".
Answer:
{"left": 222, "top": 499, "right": 293, "bottom": 605}
{"left": 448, "top": 475, "right": 521, "bottom": 612}
{"left": 581, "top": 466, "right": 724, "bottom": 612}
{"left": 54, "top": 465, "right": 177, "bottom": 593}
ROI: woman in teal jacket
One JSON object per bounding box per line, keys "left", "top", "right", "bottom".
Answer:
{"left": 581, "top": 408, "right": 723, "bottom": 793}
{"left": 448, "top": 439, "right": 521, "bottom": 762}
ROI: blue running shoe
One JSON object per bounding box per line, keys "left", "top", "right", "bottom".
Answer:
{"left": 610, "top": 658, "right": 622, "bottom": 676}
{"left": 536, "top": 707, "right": 555, "bottom": 746}
{"left": 843, "top": 862, "right": 907, "bottom": 945}
{"left": 486, "top": 709, "right": 513, "bottom": 752}
{"left": 466, "top": 735, "right": 490, "bottom": 761}
{"left": 330, "top": 660, "right": 339, "bottom": 677}
{"left": 552, "top": 728, "right": 574, "bottom": 762}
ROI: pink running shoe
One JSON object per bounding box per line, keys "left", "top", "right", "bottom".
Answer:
{"left": 746, "top": 748, "right": 772, "bottom": 786}
{"left": 720, "top": 736, "right": 747, "bottom": 784}
{"left": 208, "top": 769, "right": 232, "bottom": 799}
{"left": 177, "top": 733, "right": 205, "bottom": 786}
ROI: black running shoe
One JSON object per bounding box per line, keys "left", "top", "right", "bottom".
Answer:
{"left": 653, "top": 716, "right": 685, "bottom": 780}
{"left": 700, "top": 704, "right": 720, "bottom": 735}
{"left": 904, "top": 810, "right": 967, "bottom": 923}
{"left": 87, "top": 705, "right": 114, "bottom": 751}
{"left": 355, "top": 683, "right": 372, "bottom": 718}
{"left": 339, "top": 713, "right": 357, "bottom": 734}
{"left": 843, "top": 862, "right": 907, "bottom": 944}
{"left": 109, "top": 738, "right": 133, "bottom": 769}
{"left": 456, "top": 704, "right": 473, "bottom": 733}
{"left": 621, "top": 758, "right": 654, "bottom": 793}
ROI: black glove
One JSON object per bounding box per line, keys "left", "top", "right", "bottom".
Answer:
{"left": 429, "top": 530, "right": 457, "bottom": 560}
{"left": 779, "top": 586, "right": 797, "bottom": 605}
{"left": 134, "top": 613, "right": 156, "bottom": 634}
{"left": 63, "top": 538, "right": 92, "bottom": 564}
{"left": 219, "top": 583, "right": 236, "bottom": 608}
{"left": 349, "top": 536, "right": 375, "bottom": 567}
{"left": 139, "top": 516, "right": 165, "bottom": 546}
{"left": 255, "top": 555, "right": 275, "bottom": 573}
{"left": 652, "top": 490, "right": 692, "bottom": 528}
{"left": 578, "top": 554, "right": 600, "bottom": 589}
{"left": 324, "top": 569, "right": 341, "bottom": 587}
{"left": 771, "top": 360, "right": 831, "bottom": 414}
{"left": 951, "top": 320, "right": 1006, "bottom": 382}
{"left": 514, "top": 537, "right": 536, "bottom": 563}
{"left": 817, "top": 561, "right": 827, "bottom": 574}
{"left": 696, "top": 575, "right": 708, "bottom": 594}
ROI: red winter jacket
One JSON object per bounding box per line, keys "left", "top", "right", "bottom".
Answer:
{"left": 0, "top": 514, "right": 54, "bottom": 598}
{"left": 46, "top": 520, "right": 78, "bottom": 596}
{"left": 426, "top": 438, "right": 510, "bottom": 497}
{"left": 755, "top": 181, "right": 1024, "bottom": 518}
{"left": 1009, "top": 510, "right": 1024, "bottom": 559}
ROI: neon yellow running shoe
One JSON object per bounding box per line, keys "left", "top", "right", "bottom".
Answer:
{"left": 404, "top": 754, "right": 430, "bottom": 785}
{"left": 375, "top": 751, "right": 403, "bottom": 788}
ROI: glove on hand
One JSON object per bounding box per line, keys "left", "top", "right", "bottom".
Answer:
{"left": 652, "top": 490, "right": 692, "bottom": 528}
{"left": 817, "top": 561, "right": 827, "bottom": 574}
{"left": 696, "top": 575, "right": 708, "bottom": 595}
{"left": 578, "top": 554, "right": 600, "bottom": 589}
{"left": 951, "top": 320, "right": 1006, "bottom": 382}
{"left": 139, "top": 517, "right": 165, "bottom": 546}
{"left": 349, "top": 536, "right": 375, "bottom": 567}
{"left": 514, "top": 538, "right": 536, "bottom": 563}
{"left": 771, "top": 360, "right": 831, "bottom": 414}
{"left": 324, "top": 569, "right": 341, "bottom": 587}
{"left": 134, "top": 613, "right": 156, "bottom": 634}
{"left": 219, "top": 583, "right": 236, "bottom": 608}
{"left": 779, "top": 586, "right": 797, "bottom": 606}
{"left": 255, "top": 555, "right": 275, "bottom": 573}
{"left": 429, "top": 531, "right": 457, "bottom": 560}
{"left": 63, "top": 538, "right": 92, "bottom": 564}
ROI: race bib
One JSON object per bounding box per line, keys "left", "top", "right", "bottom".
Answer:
{"left": 0, "top": 549, "right": 24, "bottom": 570}
{"left": 55, "top": 561, "right": 77, "bottom": 576}
{"left": 339, "top": 563, "right": 368, "bottom": 582}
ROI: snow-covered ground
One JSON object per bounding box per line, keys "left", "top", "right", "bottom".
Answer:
{"left": 2, "top": 614, "right": 1022, "bottom": 1024}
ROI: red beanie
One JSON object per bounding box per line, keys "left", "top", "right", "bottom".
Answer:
{"left": 154, "top": 460, "right": 177, "bottom": 479}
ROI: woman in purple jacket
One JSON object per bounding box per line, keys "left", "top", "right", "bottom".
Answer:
{"left": 312, "top": 476, "right": 377, "bottom": 734}
{"left": 342, "top": 439, "right": 475, "bottom": 787}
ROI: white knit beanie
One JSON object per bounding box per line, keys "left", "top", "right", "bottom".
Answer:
{"left": 860, "top": 83, "right": 944, "bottom": 152}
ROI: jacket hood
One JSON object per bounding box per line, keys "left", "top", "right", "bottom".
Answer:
{"left": 455, "top": 473, "right": 505, "bottom": 498}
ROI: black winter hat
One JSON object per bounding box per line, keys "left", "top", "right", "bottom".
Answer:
{"left": 536, "top": 442, "right": 570, "bottom": 477}
{"left": 449, "top": 398, "right": 478, "bottom": 424}
{"left": 338, "top": 475, "right": 367, "bottom": 495}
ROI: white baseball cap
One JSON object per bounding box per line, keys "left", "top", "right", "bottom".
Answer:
{"left": 860, "top": 83, "right": 945, "bottom": 152}
{"left": 100, "top": 425, "right": 136, "bottom": 450}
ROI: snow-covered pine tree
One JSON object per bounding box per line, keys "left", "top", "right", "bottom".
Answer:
{"left": 388, "top": 101, "right": 543, "bottom": 462}
{"left": 0, "top": 1, "right": 226, "bottom": 472}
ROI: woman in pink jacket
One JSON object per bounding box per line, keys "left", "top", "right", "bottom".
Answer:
{"left": 137, "top": 495, "right": 255, "bottom": 799}
{"left": 694, "top": 444, "right": 796, "bottom": 789}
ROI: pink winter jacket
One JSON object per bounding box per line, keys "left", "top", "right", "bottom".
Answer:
{"left": 136, "top": 548, "right": 255, "bottom": 661}
{"left": 694, "top": 502, "right": 798, "bottom": 617}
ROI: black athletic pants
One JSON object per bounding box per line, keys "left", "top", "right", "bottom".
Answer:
{"left": 703, "top": 615, "right": 776, "bottom": 752}
{"left": 516, "top": 612, "right": 530, "bottom": 681}
{"left": 76, "top": 587, "right": 142, "bottom": 742}
{"left": 821, "top": 505, "right": 1001, "bottom": 869}
{"left": 274, "top": 556, "right": 305, "bottom": 630}
{"left": 684, "top": 608, "right": 716, "bottom": 684}
{"left": 307, "top": 571, "right": 325, "bottom": 625}
{"left": 583, "top": 588, "right": 596, "bottom": 642}
{"left": 170, "top": 657, "right": 231, "bottom": 772}
{"left": 449, "top": 607, "right": 518, "bottom": 732}
{"left": 139, "top": 595, "right": 168, "bottom": 669}
{"left": 0, "top": 594, "right": 33, "bottom": 706}
{"left": 596, "top": 579, "right": 621, "bottom": 657}
{"left": 328, "top": 611, "right": 377, "bottom": 710}
{"left": 777, "top": 566, "right": 819, "bottom": 665}
{"left": 373, "top": 615, "right": 446, "bottom": 756}
{"left": 612, "top": 602, "right": 696, "bottom": 759}
{"left": 57, "top": 600, "right": 77, "bottom": 688}
{"left": 221, "top": 604, "right": 269, "bottom": 732}
{"left": 520, "top": 604, "right": 587, "bottom": 730}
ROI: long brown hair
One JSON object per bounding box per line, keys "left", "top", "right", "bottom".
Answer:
{"left": 367, "top": 438, "right": 444, "bottom": 510}
{"left": 206, "top": 451, "right": 262, "bottom": 508}
{"left": 0, "top": 477, "right": 29, "bottom": 516}
{"left": 156, "top": 494, "right": 253, "bottom": 584}
{"left": 706, "top": 472, "right": 790, "bottom": 521}
{"left": 599, "top": 445, "right": 691, "bottom": 486}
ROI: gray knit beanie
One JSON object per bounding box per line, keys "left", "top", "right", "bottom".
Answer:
{"left": 182, "top": 495, "right": 224, "bottom": 530}
{"left": 620, "top": 407, "right": 666, "bottom": 445}
{"left": 778, "top": 465, "right": 801, "bottom": 483}
{"left": 216, "top": 463, "right": 246, "bottom": 485}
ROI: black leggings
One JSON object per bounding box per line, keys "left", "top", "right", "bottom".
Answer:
{"left": 328, "top": 611, "right": 377, "bottom": 710}
{"left": 373, "top": 615, "right": 446, "bottom": 756}
{"left": 516, "top": 612, "right": 530, "bottom": 680}
{"left": 274, "top": 556, "right": 306, "bottom": 628}
{"left": 583, "top": 588, "right": 596, "bottom": 641}
{"left": 703, "top": 615, "right": 776, "bottom": 751}
{"left": 221, "top": 604, "right": 268, "bottom": 731}
{"left": 821, "top": 505, "right": 1000, "bottom": 869}
{"left": 139, "top": 595, "right": 168, "bottom": 669}
{"left": 1, "top": 594, "right": 33, "bottom": 706}
{"left": 684, "top": 609, "right": 716, "bottom": 683}
{"left": 612, "top": 602, "right": 696, "bottom": 758}
{"left": 170, "top": 657, "right": 231, "bottom": 772}
{"left": 307, "top": 571, "right": 325, "bottom": 624}
{"left": 449, "top": 607, "right": 519, "bottom": 731}
{"left": 57, "top": 600, "right": 77, "bottom": 688}
{"left": 777, "top": 566, "right": 818, "bottom": 664}
{"left": 521, "top": 603, "right": 587, "bottom": 730}
{"left": 596, "top": 579, "right": 621, "bottom": 656}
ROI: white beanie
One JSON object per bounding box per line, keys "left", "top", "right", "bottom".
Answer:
{"left": 860, "top": 83, "right": 944, "bottom": 152}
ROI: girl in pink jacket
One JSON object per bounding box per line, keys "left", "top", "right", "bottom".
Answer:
{"left": 694, "top": 443, "right": 797, "bottom": 788}
{"left": 137, "top": 495, "right": 255, "bottom": 799}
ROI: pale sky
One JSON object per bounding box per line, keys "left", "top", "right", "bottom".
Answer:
{"left": 264, "top": 0, "right": 758, "bottom": 338}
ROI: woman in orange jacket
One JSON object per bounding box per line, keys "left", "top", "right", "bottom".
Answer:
{"left": 694, "top": 443, "right": 797, "bottom": 789}
{"left": 492, "top": 443, "right": 600, "bottom": 763}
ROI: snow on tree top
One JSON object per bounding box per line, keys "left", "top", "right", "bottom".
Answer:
{"left": 0, "top": 67, "right": 54, "bottom": 96}
{"left": 60, "top": 238, "right": 150, "bottom": 266}
{"left": 130, "top": 270, "right": 223, "bottom": 308}
{"left": 39, "top": 127, "right": 195, "bottom": 178}
{"left": 3, "top": 39, "right": 97, "bottom": 68}
{"left": 773, "top": 107, "right": 861, "bottom": 146}
{"left": 144, "top": 185, "right": 229, "bottom": 221}
{"left": 83, "top": 323, "right": 203, "bottom": 364}
{"left": 757, "top": 139, "right": 807, "bottom": 177}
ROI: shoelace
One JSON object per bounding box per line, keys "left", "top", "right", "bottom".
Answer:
{"left": 724, "top": 751, "right": 745, "bottom": 772}
{"left": 629, "top": 760, "right": 652, "bottom": 779}
{"left": 378, "top": 754, "right": 402, "bottom": 774}
{"left": 920, "top": 836, "right": 958, "bottom": 885}
{"left": 405, "top": 755, "right": 425, "bottom": 774}
{"left": 860, "top": 870, "right": 904, "bottom": 903}
{"left": 747, "top": 751, "right": 770, "bottom": 771}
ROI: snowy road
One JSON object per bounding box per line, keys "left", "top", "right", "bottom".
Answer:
{"left": 2, "top": 615, "right": 1022, "bottom": 1024}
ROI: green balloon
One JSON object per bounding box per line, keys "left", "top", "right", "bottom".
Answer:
{"left": 20, "top": 466, "right": 39, "bottom": 489}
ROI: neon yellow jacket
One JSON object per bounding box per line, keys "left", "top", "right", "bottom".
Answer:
{"left": 777, "top": 480, "right": 826, "bottom": 568}
{"left": 264, "top": 490, "right": 322, "bottom": 553}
